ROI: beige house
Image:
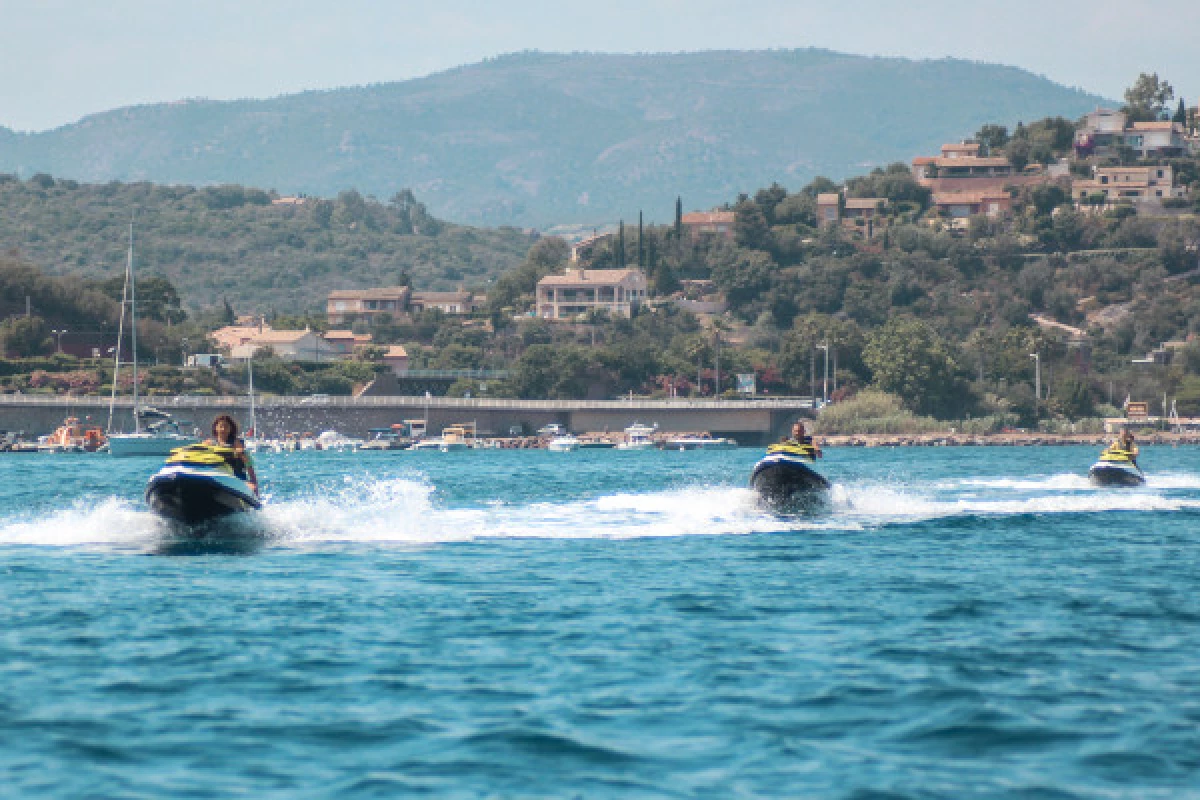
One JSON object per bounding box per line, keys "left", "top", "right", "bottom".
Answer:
{"left": 1073, "top": 165, "right": 1188, "bottom": 206}
{"left": 932, "top": 190, "right": 1013, "bottom": 218}
{"left": 409, "top": 291, "right": 477, "bottom": 314}
{"left": 381, "top": 345, "right": 409, "bottom": 376}
{"left": 323, "top": 330, "right": 374, "bottom": 356}
{"left": 229, "top": 329, "right": 339, "bottom": 362}
{"left": 570, "top": 232, "right": 614, "bottom": 264}
{"left": 681, "top": 211, "right": 736, "bottom": 240}
{"left": 326, "top": 287, "right": 412, "bottom": 326}
{"left": 817, "top": 192, "right": 889, "bottom": 233}
{"left": 913, "top": 142, "right": 1044, "bottom": 195}
{"left": 1075, "top": 110, "right": 1189, "bottom": 158}
{"left": 536, "top": 268, "right": 649, "bottom": 319}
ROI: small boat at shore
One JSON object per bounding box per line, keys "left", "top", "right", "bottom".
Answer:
{"left": 547, "top": 434, "right": 580, "bottom": 452}
{"left": 1088, "top": 447, "right": 1145, "bottom": 487}
{"left": 145, "top": 444, "right": 261, "bottom": 525}
{"left": 617, "top": 422, "right": 657, "bottom": 451}
{"left": 666, "top": 434, "right": 737, "bottom": 451}
{"left": 750, "top": 442, "right": 831, "bottom": 509}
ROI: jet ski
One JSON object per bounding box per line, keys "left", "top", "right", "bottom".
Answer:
{"left": 1087, "top": 447, "right": 1145, "bottom": 487}
{"left": 145, "top": 443, "right": 261, "bottom": 525}
{"left": 750, "top": 442, "right": 831, "bottom": 509}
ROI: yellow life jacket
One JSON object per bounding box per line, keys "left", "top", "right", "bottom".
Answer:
{"left": 767, "top": 442, "right": 818, "bottom": 459}
{"left": 166, "top": 443, "right": 237, "bottom": 474}
{"left": 1099, "top": 447, "right": 1136, "bottom": 464}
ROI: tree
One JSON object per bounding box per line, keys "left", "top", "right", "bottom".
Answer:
{"left": 1174, "top": 99, "right": 1188, "bottom": 125}
{"left": 1123, "top": 72, "right": 1174, "bottom": 120}
{"left": 0, "top": 315, "right": 52, "bottom": 356}
{"left": 975, "top": 124, "right": 1009, "bottom": 154}
{"left": 674, "top": 196, "right": 683, "bottom": 240}
{"left": 862, "top": 317, "right": 961, "bottom": 417}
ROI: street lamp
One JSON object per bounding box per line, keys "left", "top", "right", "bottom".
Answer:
{"left": 1029, "top": 353, "right": 1041, "bottom": 417}
{"left": 51, "top": 328, "right": 67, "bottom": 354}
{"left": 817, "top": 342, "right": 830, "bottom": 405}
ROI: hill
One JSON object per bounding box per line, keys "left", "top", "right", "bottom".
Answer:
{"left": 0, "top": 176, "right": 534, "bottom": 311}
{"left": 0, "top": 50, "right": 1106, "bottom": 227}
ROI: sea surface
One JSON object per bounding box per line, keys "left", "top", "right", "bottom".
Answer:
{"left": 2, "top": 446, "right": 1199, "bottom": 798}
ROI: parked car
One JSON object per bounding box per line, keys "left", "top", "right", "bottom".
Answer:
{"left": 536, "top": 423, "right": 566, "bottom": 436}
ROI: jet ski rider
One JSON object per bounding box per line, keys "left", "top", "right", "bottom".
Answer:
{"left": 1111, "top": 428, "right": 1138, "bottom": 465}
{"left": 206, "top": 414, "right": 258, "bottom": 495}
{"left": 781, "top": 421, "right": 823, "bottom": 458}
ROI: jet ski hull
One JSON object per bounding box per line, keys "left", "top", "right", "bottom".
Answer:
{"left": 751, "top": 453, "right": 831, "bottom": 509}
{"left": 1088, "top": 461, "right": 1145, "bottom": 487}
{"left": 146, "top": 465, "right": 261, "bottom": 525}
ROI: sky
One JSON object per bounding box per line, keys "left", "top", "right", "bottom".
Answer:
{"left": 1, "top": 0, "right": 1197, "bottom": 132}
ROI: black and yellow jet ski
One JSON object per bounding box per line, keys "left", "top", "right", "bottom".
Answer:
{"left": 750, "top": 441, "right": 831, "bottom": 508}
{"left": 145, "top": 443, "right": 261, "bottom": 524}
{"left": 1088, "top": 446, "right": 1145, "bottom": 487}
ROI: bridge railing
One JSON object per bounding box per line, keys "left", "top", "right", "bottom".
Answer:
{"left": 0, "top": 394, "right": 819, "bottom": 410}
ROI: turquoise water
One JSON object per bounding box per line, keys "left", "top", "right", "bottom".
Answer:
{"left": 3, "top": 446, "right": 1200, "bottom": 798}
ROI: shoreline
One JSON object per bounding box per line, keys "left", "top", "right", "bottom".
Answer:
{"left": 818, "top": 432, "right": 1200, "bottom": 447}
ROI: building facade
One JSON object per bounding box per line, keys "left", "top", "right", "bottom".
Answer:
{"left": 536, "top": 268, "right": 649, "bottom": 320}
{"left": 326, "top": 287, "right": 412, "bottom": 326}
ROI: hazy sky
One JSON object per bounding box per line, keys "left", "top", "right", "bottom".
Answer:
{"left": 2, "top": 0, "right": 1196, "bottom": 131}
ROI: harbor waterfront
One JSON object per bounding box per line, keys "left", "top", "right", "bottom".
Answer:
{"left": 3, "top": 446, "right": 1200, "bottom": 795}
{"left": 0, "top": 394, "right": 816, "bottom": 446}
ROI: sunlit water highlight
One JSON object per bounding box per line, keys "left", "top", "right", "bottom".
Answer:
{"left": 2, "top": 446, "right": 1199, "bottom": 796}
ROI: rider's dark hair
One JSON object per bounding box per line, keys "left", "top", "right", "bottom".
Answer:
{"left": 211, "top": 414, "right": 239, "bottom": 444}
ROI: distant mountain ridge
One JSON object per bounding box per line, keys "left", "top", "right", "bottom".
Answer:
{"left": 0, "top": 49, "right": 1107, "bottom": 227}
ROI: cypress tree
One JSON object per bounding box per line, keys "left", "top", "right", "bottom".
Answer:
{"left": 1173, "top": 99, "right": 1188, "bottom": 125}
{"left": 675, "top": 196, "right": 683, "bottom": 240}
{"left": 637, "top": 211, "right": 644, "bottom": 267}
{"left": 617, "top": 220, "right": 625, "bottom": 267}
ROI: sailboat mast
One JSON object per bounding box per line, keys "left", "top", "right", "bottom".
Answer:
{"left": 248, "top": 356, "right": 257, "bottom": 440}
{"left": 129, "top": 220, "right": 139, "bottom": 434}
{"left": 107, "top": 234, "right": 131, "bottom": 434}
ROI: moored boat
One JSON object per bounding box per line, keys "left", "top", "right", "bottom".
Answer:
{"left": 665, "top": 434, "right": 737, "bottom": 451}
{"left": 617, "top": 422, "right": 658, "bottom": 451}
{"left": 547, "top": 434, "right": 580, "bottom": 452}
{"left": 750, "top": 442, "right": 831, "bottom": 509}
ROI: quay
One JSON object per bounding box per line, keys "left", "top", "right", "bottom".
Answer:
{"left": 0, "top": 395, "right": 817, "bottom": 446}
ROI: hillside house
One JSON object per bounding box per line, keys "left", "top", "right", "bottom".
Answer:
{"left": 209, "top": 321, "right": 271, "bottom": 352}
{"left": 913, "top": 142, "right": 1045, "bottom": 195}
{"left": 570, "top": 232, "right": 614, "bottom": 264}
{"left": 1074, "top": 109, "right": 1189, "bottom": 158}
{"left": 228, "top": 329, "right": 339, "bottom": 362}
{"left": 536, "top": 268, "right": 649, "bottom": 320}
{"left": 931, "top": 190, "right": 1013, "bottom": 218}
{"left": 323, "top": 330, "right": 374, "bottom": 356}
{"left": 381, "top": 345, "right": 409, "bottom": 376}
{"left": 1072, "top": 165, "right": 1188, "bottom": 206}
{"left": 681, "top": 211, "right": 736, "bottom": 240}
{"left": 816, "top": 192, "right": 889, "bottom": 234}
{"left": 327, "top": 287, "right": 412, "bottom": 326}
{"left": 409, "top": 291, "right": 477, "bottom": 314}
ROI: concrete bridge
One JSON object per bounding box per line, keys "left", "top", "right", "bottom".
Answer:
{"left": 0, "top": 395, "right": 818, "bottom": 446}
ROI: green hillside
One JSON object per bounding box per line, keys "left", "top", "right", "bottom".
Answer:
{"left": 0, "top": 176, "right": 533, "bottom": 311}
{"left": 0, "top": 50, "right": 1106, "bottom": 227}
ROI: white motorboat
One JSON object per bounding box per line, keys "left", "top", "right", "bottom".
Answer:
{"left": 665, "top": 434, "right": 737, "bottom": 451}
{"left": 546, "top": 434, "right": 580, "bottom": 452}
{"left": 617, "top": 422, "right": 658, "bottom": 451}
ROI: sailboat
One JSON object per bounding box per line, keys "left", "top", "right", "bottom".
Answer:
{"left": 107, "top": 219, "right": 198, "bottom": 457}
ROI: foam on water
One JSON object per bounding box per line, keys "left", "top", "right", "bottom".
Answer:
{"left": 4, "top": 468, "right": 1199, "bottom": 550}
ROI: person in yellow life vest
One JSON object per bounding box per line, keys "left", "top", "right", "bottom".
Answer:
{"left": 1111, "top": 428, "right": 1138, "bottom": 464}
{"left": 205, "top": 414, "right": 258, "bottom": 495}
{"left": 781, "top": 421, "right": 822, "bottom": 458}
